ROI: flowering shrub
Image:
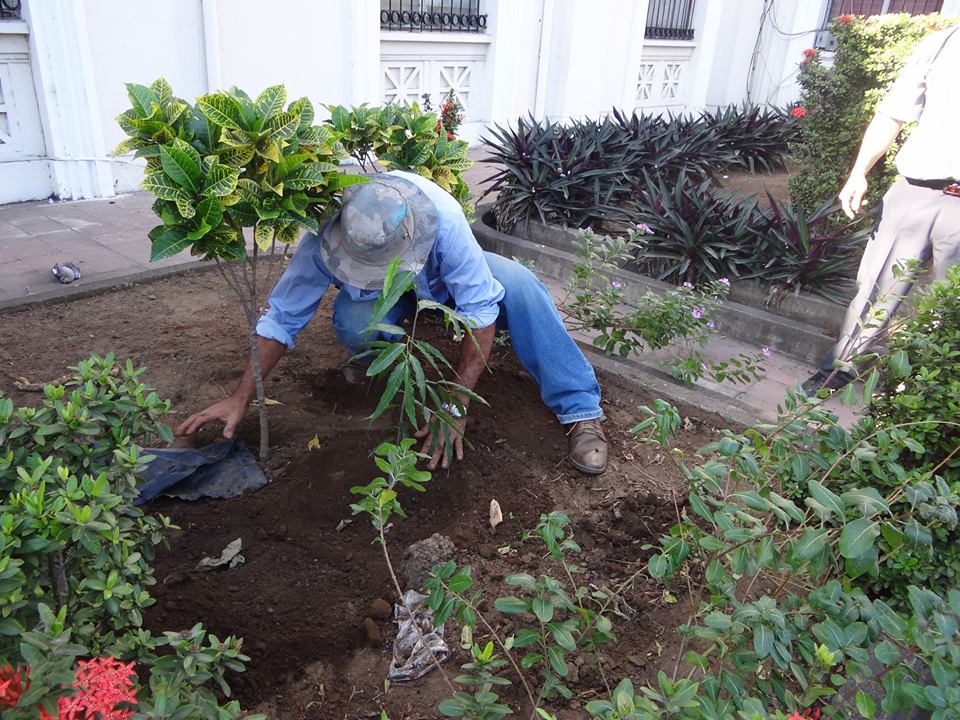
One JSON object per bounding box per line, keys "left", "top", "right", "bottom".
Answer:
{"left": 0, "top": 355, "right": 262, "bottom": 719}
{"left": 790, "top": 12, "right": 958, "bottom": 212}
{"left": 438, "top": 88, "right": 465, "bottom": 140}
{"left": 38, "top": 657, "right": 137, "bottom": 720}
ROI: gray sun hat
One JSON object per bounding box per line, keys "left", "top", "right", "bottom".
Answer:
{"left": 320, "top": 174, "right": 439, "bottom": 290}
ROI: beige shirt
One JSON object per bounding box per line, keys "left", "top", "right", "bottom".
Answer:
{"left": 876, "top": 26, "right": 960, "bottom": 181}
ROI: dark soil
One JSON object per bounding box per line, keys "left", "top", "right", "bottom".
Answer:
{"left": 0, "top": 269, "right": 729, "bottom": 720}
{"left": 717, "top": 161, "right": 797, "bottom": 207}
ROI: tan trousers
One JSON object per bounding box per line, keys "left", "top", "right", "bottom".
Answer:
{"left": 821, "top": 177, "right": 960, "bottom": 372}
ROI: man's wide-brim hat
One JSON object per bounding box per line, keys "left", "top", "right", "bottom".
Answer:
{"left": 320, "top": 173, "right": 439, "bottom": 291}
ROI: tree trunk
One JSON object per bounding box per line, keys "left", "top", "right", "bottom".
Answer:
{"left": 248, "top": 308, "right": 269, "bottom": 462}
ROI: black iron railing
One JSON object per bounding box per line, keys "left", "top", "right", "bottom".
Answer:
{"left": 0, "top": 0, "right": 22, "bottom": 20}
{"left": 827, "top": 0, "right": 942, "bottom": 17}
{"left": 646, "top": 0, "right": 696, "bottom": 40}
{"left": 380, "top": 0, "right": 487, "bottom": 32}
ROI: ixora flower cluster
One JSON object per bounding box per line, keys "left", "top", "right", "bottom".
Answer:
{"left": 435, "top": 89, "right": 465, "bottom": 140}
{"left": 1, "top": 658, "right": 137, "bottom": 719}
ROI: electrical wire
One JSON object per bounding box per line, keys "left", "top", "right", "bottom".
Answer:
{"left": 746, "top": 0, "right": 775, "bottom": 103}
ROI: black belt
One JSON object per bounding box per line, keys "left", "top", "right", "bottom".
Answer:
{"left": 905, "top": 177, "right": 954, "bottom": 190}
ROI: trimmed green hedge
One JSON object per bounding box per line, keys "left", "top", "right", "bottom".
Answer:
{"left": 789, "top": 12, "right": 958, "bottom": 213}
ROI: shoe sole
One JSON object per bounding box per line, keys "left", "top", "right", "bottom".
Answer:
{"left": 569, "top": 457, "right": 607, "bottom": 475}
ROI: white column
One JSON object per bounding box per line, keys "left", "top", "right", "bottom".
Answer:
{"left": 942, "top": 0, "right": 960, "bottom": 17}
{"left": 22, "top": 0, "right": 114, "bottom": 200}
{"left": 487, "top": 0, "right": 541, "bottom": 123}
{"left": 687, "top": 0, "right": 725, "bottom": 110}
{"left": 349, "top": 0, "right": 381, "bottom": 106}
{"left": 619, "top": 0, "right": 651, "bottom": 111}
{"left": 202, "top": 0, "right": 223, "bottom": 92}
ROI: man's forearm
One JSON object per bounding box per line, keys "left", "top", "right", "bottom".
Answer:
{"left": 851, "top": 115, "right": 904, "bottom": 176}
{"left": 233, "top": 336, "right": 288, "bottom": 403}
{"left": 454, "top": 324, "right": 495, "bottom": 407}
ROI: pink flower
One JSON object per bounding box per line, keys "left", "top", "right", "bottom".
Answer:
{"left": 836, "top": 13, "right": 854, "bottom": 24}
{"left": 802, "top": 48, "right": 817, "bottom": 58}
{"left": 791, "top": 107, "right": 807, "bottom": 119}
{"left": 682, "top": 281, "right": 694, "bottom": 289}
{"left": 707, "top": 321, "right": 716, "bottom": 329}
{"left": 634, "top": 223, "right": 653, "bottom": 235}
{"left": 692, "top": 307, "right": 704, "bottom": 319}
{"left": 611, "top": 281, "right": 624, "bottom": 289}
{"left": 762, "top": 346, "right": 773, "bottom": 358}
{"left": 719, "top": 277, "right": 730, "bottom": 286}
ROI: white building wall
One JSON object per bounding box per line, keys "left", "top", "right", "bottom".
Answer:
{"left": 81, "top": 0, "right": 207, "bottom": 194}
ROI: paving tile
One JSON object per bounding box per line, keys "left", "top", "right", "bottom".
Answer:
{"left": 7, "top": 217, "right": 73, "bottom": 236}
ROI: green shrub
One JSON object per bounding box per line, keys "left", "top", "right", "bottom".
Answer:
{"left": 0, "top": 354, "right": 261, "bottom": 719}
{"left": 861, "top": 265, "right": 960, "bottom": 603}
{"left": 790, "top": 12, "right": 958, "bottom": 212}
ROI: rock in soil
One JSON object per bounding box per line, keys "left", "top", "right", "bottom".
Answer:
{"left": 362, "top": 617, "right": 381, "bottom": 646}
{"left": 369, "top": 597, "right": 392, "bottom": 621}
{"left": 401, "top": 533, "right": 456, "bottom": 590}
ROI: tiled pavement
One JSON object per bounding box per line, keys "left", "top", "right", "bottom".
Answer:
{"left": 0, "top": 150, "right": 853, "bottom": 424}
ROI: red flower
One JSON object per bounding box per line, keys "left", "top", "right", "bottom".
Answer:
{"left": 15, "top": 657, "right": 138, "bottom": 720}
{"left": 836, "top": 13, "right": 854, "bottom": 24}
{"left": 790, "top": 106, "right": 807, "bottom": 118}
{"left": 0, "top": 665, "right": 29, "bottom": 708}
{"left": 802, "top": 48, "right": 817, "bottom": 58}
{"left": 446, "top": 131, "right": 455, "bottom": 140}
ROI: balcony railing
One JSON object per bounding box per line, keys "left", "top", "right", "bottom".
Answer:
{"left": 0, "top": 0, "right": 22, "bottom": 20}
{"left": 826, "top": 0, "right": 943, "bottom": 17}
{"left": 380, "top": 0, "right": 487, "bottom": 33}
{"left": 646, "top": 0, "right": 696, "bottom": 41}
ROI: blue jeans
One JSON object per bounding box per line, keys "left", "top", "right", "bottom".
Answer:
{"left": 332, "top": 252, "right": 602, "bottom": 424}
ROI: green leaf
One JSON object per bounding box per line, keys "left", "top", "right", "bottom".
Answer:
{"left": 438, "top": 698, "right": 467, "bottom": 717}
{"left": 648, "top": 554, "right": 670, "bottom": 579}
{"left": 856, "top": 690, "right": 877, "bottom": 718}
{"left": 194, "top": 196, "right": 224, "bottom": 231}
{"left": 367, "top": 344, "right": 405, "bottom": 377}
{"left": 839, "top": 519, "right": 879, "bottom": 559}
{"left": 873, "top": 640, "right": 900, "bottom": 665}
{"left": 160, "top": 144, "right": 201, "bottom": 191}
{"left": 203, "top": 164, "right": 240, "bottom": 197}
{"left": 550, "top": 624, "right": 577, "bottom": 652}
{"left": 253, "top": 85, "right": 287, "bottom": 123}
{"left": 808, "top": 479, "right": 845, "bottom": 519}
{"left": 141, "top": 172, "right": 186, "bottom": 201}
{"left": 126, "top": 82, "right": 158, "bottom": 117}
{"left": 447, "top": 573, "right": 472, "bottom": 593}
{"left": 794, "top": 528, "right": 829, "bottom": 561}
{"left": 150, "top": 228, "right": 190, "bottom": 261}
{"left": 197, "top": 94, "right": 246, "bottom": 131}
{"left": 872, "top": 600, "right": 907, "bottom": 639}
{"left": 754, "top": 624, "right": 773, "bottom": 658}
{"left": 532, "top": 597, "right": 554, "bottom": 623}
{"left": 265, "top": 111, "right": 301, "bottom": 142}
{"left": 494, "top": 597, "right": 528, "bottom": 615}
{"left": 546, "top": 646, "right": 568, "bottom": 677}
{"left": 888, "top": 350, "right": 912, "bottom": 379}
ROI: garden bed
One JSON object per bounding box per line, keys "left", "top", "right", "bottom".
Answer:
{"left": 473, "top": 207, "right": 846, "bottom": 365}
{"left": 0, "top": 269, "right": 728, "bottom": 719}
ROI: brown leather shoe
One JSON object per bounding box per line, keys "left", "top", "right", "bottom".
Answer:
{"left": 567, "top": 419, "right": 608, "bottom": 475}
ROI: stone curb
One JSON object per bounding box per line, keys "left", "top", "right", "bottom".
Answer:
{"left": 510, "top": 213, "right": 851, "bottom": 333}
{"left": 471, "top": 207, "right": 838, "bottom": 366}
{"left": 582, "top": 344, "right": 766, "bottom": 428}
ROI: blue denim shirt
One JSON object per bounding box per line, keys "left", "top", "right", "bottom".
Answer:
{"left": 256, "top": 170, "right": 505, "bottom": 349}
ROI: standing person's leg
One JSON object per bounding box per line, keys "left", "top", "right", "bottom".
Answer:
{"left": 807, "top": 179, "right": 938, "bottom": 390}
{"left": 483, "top": 253, "right": 607, "bottom": 474}
{"left": 930, "top": 190, "right": 960, "bottom": 280}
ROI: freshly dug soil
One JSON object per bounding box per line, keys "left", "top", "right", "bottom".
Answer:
{"left": 0, "top": 269, "right": 729, "bottom": 719}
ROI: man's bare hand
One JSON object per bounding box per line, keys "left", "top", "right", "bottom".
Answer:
{"left": 415, "top": 418, "right": 466, "bottom": 470}
{"left": 839, "top": 173, "right": 869, "bottom": 219}
{"left": 176, "top": 395, "right": 249, "bottom": 439}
